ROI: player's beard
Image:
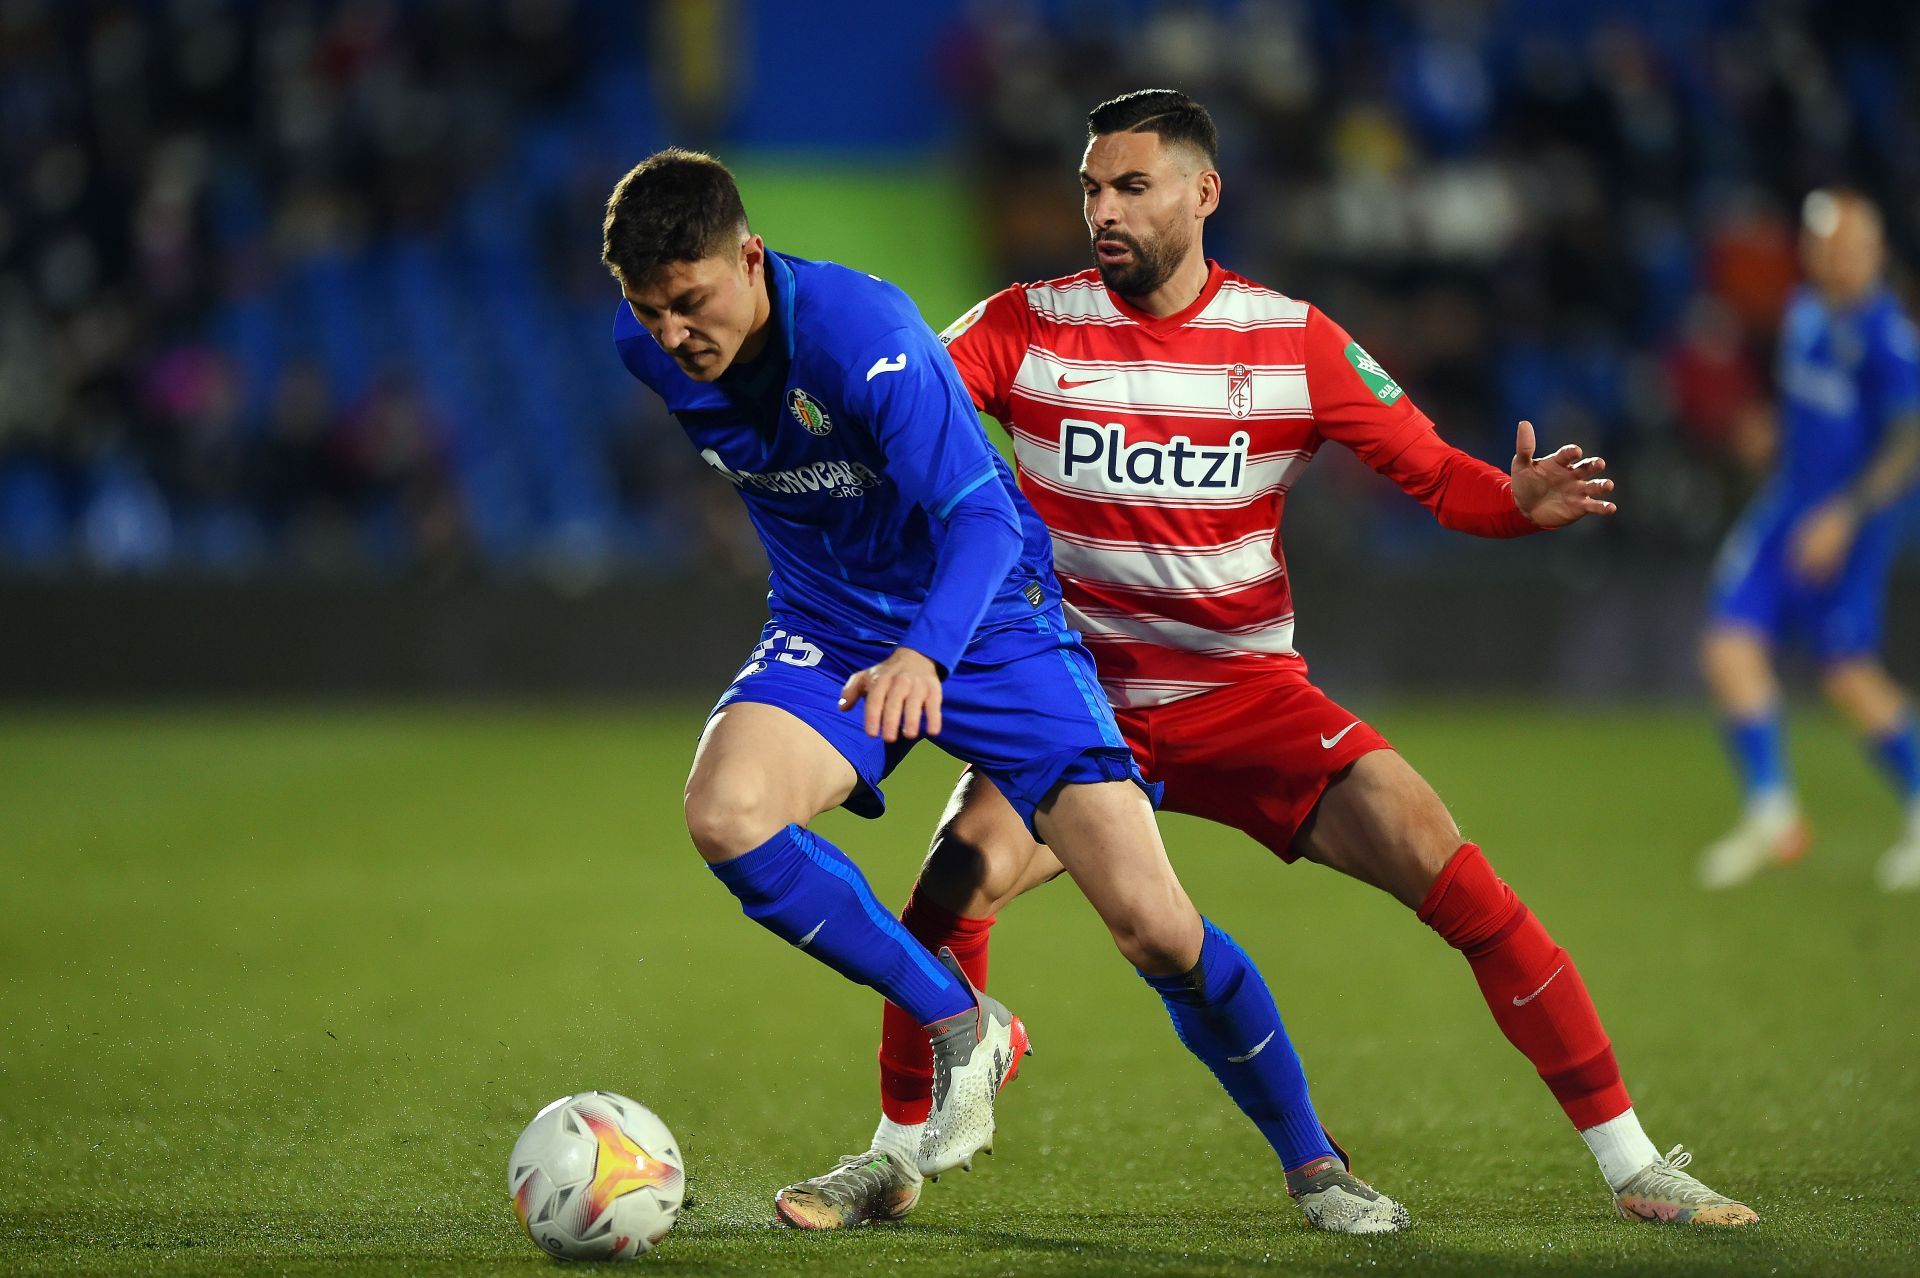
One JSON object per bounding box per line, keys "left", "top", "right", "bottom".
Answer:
{"left": 1092, "top": 225, "right": 1188, "bottom": 300}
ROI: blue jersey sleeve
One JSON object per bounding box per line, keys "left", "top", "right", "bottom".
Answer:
{"left": 1866, "top": 306, "right": 1920, "bottom": 426}
{"left": 848, "top": 325, "right": 1021, "bottom": 674}
{"left": 850, "top": 325, "right": 1003, "bottom": 516}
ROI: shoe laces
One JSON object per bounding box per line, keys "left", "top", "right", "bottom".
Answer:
{"left": 812, "top": 1151, "right": 902, "bottom": 1204}
{"left": 1633, "top": 1145, "right": 1725, "bottom": 1201}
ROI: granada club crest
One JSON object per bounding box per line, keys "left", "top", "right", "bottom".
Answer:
{"left": 788, "top": 388, "right": 832, "bottom": 435}
{"left": 1227, "top": 363, "right": 1252, "bottom": 419}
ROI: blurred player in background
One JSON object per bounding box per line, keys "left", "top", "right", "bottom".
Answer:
{"left": 778, "top": 90, "right": 1756, "bottom": 1230}
{"left": 1700, "top": 190, "right": 1920, "bottom": 891}
{"left": 605, "top": 149, "right": 1407, "bottom": 1231}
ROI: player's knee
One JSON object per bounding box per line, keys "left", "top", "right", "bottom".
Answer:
{"left": 1701, "top": 629, "right": 1772, "bottom": 703}
{"left": 921, "top": 828, "right": 1001, "bottom": 912}
{"left": 1109, "top": 908, "right": 1202, "bottom": 977}
{"left": 924, "top": 825, "right": 1057, "bottom": 917}
{"left": 1820, "top": 660, "right": 1904, "bottom": 732}
{"left": 1408, "top": 804, "right": 1465, "bottom": 889}
{"left": 683, "top": 776, "right": 789, "bottom": 863}
{"left": 1819, "top": 660, "right": 1874, "bottom": 701}
{"left": 1373, "top": 771, "right": 1461, "bottom": 903}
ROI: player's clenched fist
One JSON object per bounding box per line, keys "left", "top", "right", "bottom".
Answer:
{"left": 839, "top": 647, "right": 944, "bottom": 742}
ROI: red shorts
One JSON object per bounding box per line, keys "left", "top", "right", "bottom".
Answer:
{"left": 1113, "top": 667, "right": 1391, "bottom": 862}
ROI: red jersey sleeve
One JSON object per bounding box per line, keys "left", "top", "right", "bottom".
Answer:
{"left": 938, "top": 287, "right": 1030, "bottom": 422}
{"left": 1304, "top": 306, "right": 1538, "bottom": 539}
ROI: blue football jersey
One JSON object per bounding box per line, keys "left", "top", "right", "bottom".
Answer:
{"left": 615, "top": 250, "right": 1059, "bottom": 657}
{"left": 1772, "top": 284, "right": 1920, "bottom": 508}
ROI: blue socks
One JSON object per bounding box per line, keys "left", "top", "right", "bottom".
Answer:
{"left": 1869, "top": 719, "right": 1920, "bottom": 804}
{"left": 709, "top": 825, "right": 973, "bottom": 1026}
{"left": 1141, "top": 918, "right": 1335, "bottom": 1172}
{"left": 1724, "top": 711, "right": 1789, "bottom": 802}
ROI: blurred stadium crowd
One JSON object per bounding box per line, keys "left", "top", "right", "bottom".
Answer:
{"left": 1, "top": 0, "right": 1915, "bottom": 580}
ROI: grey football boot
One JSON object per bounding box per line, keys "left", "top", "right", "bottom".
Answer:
{"left": 1285, "top": 1153, "right": 1413, "bottom": 1234}
{"left": 917, "top": 947, "right": 1031, "bottom": 1177}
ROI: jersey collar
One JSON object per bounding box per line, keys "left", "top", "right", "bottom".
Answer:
{"left": 1104, "top": 259, "right": 1226, "bottom": 336}
{"left": 764, "top": 249, "right": 799, "bottom": 363}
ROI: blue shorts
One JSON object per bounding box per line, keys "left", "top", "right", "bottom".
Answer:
{"left": 710, "top": 611, "right": 1153, "bottom": 832}
{"left": 1708, "top": 502, "right": 1900, "bottom": 664}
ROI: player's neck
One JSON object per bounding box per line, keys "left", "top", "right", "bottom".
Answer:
{"left": 1817, "top": 280, "right": 1877, "bottom": 311}
{"left": 1121, "top": 253, "right": 1212, "bottom": 319}
{"left": 735, "top": 273, "right": 776, "bottom": 365}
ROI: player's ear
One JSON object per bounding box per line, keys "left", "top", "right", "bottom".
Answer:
{"left": 739, "top": 233, "right": 765, "bottom": 283}
{"left": 1196, "top": 170, "right": 1221, "bottom": 221}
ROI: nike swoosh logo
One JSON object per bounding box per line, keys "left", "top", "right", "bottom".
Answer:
{"left": 1320, "top": 721, "right": 1361, "bottom": 749}
{"left": 1056, "top": 373, "right": 1111, "bottom": 390}
{"left": 794, "top": 919, "right": 826, "bottom": 950}
{"left": 1227, "top": 1030, "right": 1275, "bottom": 1064}
{"left": 1512, "top": 964, "right": 1565, "bottom": 1007}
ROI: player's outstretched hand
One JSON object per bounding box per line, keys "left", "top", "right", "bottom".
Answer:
{"left": 1510, "top": 419, "right": 1617, "bottom": 528}
{"left": 839, "top": 646, "right": 944, "bottom": 743}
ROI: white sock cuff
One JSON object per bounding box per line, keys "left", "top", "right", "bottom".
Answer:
{"left": 872, "top": 1115, "right": 923, "bottom": 1164}
{"left": 1579, "top": 1107, "right": 1661, "bottom": 1191}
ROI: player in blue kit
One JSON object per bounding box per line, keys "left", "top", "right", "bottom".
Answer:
{"left": 1700, "top": 189, "right": 1920, "bottom": 890}
{"left": 601, "top": 149, "right": 1408, "bottom": 1229}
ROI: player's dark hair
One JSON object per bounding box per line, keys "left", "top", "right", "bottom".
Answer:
{"left": 602, "top": 148, "right": 750, "bottom": 286}
{"left": 1087, "top": 89, "right": 1219, "bottom": 168}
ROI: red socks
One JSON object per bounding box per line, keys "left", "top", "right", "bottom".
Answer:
{"left": 878, "top": 886, "right": 996, "bottom": 1124}
{"left": 1418, "top": 843, "right": 1630, "bottom": 1130}
{"left": 876, "top": 845, "right": 1628, "bottom": 1132}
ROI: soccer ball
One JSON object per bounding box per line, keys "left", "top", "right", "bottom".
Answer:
{"left": 508, "top": 1091, "right": 685, "bottom": 1261}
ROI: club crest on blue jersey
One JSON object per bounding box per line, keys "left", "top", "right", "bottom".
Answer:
{"left": 788, "top": 388, "right": 832, "bottom": 435}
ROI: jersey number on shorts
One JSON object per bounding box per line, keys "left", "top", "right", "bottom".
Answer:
{"left": 745, "top": 630, "right": 823, "bottom": 672}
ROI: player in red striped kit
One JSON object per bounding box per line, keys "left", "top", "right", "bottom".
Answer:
{"left": 774, "top": 90, "right": 1756, "bottom": 1231}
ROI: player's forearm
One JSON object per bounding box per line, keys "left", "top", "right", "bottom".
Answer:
{"left": 1844, "top": 414, "right": 1920, "bottom": 514}
{"left": 1383, "top": 433, "right": 1539, "bottom": 538}
{"left": 899, "top": 487, "right": 1023, "bottom": 676}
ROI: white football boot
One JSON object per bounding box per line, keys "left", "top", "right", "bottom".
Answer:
{"left": 1612, "top": 1145, "right": 1758, "bottom": 1226}
{"left": 917, "top": 947, "right": 1030, "bottom": 1177}
{"left": 1699, "top": 793, "right": 1809, "bottom": 889}
{"left": 1874, "top": 806, "right": 1920, "bottom": 891}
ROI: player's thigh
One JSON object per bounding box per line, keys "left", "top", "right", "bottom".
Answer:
{"left": 1148, "top": 673, "right": 1387, "bottom": 865}
{"left": 1293, "top": 751, "right": 1462, "bottom": 910}
{"left": 1817, "top": 658, "right": 1907, "bottom": 735}
{"left": 684, "top": 702, "right": 861, "bottom": 861}
{"left": 932, "top": 618, "right": 1143, "bottom": 835}
{"left": 1708, "top": 510, "right": 1788, "bottom": 629}
{"left": 1033, "top": 779, "right": 1201, "bottom": 975}
{"left": 917, "top": 769, "right": 1065, "bottom": 918}
{"left": 685, "top": 623, "right": 882, "bottom": 862}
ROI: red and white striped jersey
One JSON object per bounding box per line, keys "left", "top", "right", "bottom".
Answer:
{"left": 940, "top": 261, "right": 1534, "bottom": 708}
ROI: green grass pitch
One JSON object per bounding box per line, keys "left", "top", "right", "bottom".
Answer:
{"left": 3, "top": 701, "right": 1916, "bottom": 1276}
